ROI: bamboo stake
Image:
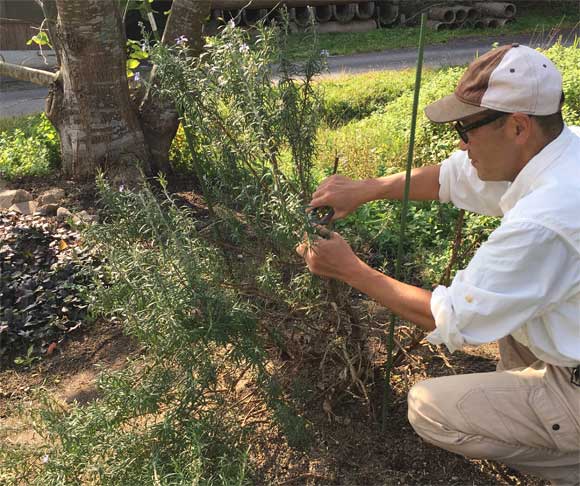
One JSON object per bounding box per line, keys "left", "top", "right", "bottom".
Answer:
{"left": 381, "top": 11, "right": 427, "bottom": 431}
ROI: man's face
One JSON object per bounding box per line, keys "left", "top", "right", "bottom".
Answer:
{"left": 456, "top": 112, "right": 519, "bottom": 182}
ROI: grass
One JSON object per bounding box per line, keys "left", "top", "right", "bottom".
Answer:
{"left": 0, "top": 113, "right": 60, "bottom": 180}
{"left": 316, "top": 68, "right": 420, "bottom": 127}
{"left": 287, "top": 8, "right": 579, "bottom": 59}
{"left": 315, "top": 42, "right": 580, "bottom": 179}
{"left": 0, "top": 114, "right": 35, "bottom": 134}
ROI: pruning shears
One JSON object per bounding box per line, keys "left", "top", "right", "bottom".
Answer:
{"left": 306, "top": 155, "right": 340, "bottom": 231}
{"left": 308, "top": 206, "right": 335, "bottom": 226}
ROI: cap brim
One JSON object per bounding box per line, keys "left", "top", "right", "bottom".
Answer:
{"left": 424, "top": 94, "right": 488, "bottom": 123}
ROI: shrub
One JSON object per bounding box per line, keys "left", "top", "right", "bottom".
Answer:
{"left": 0, "top": 114, "right": 60, "bottom": 180}
{"left": 159, "top": 19, "right": 325, "bottom": 250}
{"left": 0, "top": 178, "right": 309, "bottom": 485}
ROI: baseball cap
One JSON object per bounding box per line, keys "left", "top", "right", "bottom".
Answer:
{"left": 425, "top": 44, "right": 563, "bottom": 123}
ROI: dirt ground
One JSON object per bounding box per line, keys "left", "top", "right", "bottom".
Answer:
{"left": 0, "top": 316, "right": 549, "bottom": 485}
{"left": 0, "top": 178, "right": 549, "bottom": 485}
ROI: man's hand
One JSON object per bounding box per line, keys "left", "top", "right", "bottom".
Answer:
{"left": 309, "top": 175, "right": 371, "bottom": 221}
{"left": 296, "top": 230, "right": 363, "bottom": 283}
{"left": 296, "top": 229, "right": 436, "bottom": 332}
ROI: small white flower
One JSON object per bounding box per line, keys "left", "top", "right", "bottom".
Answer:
{"left": 119, "top": 184, "right": 125, "bottom": 192}
{"left": 41, "top": 454, "right": 49, "bottom": 464}
{"left": 239, "top": 43, "right": 250, "bottom": 54}
{"left": 227, "top": 19, "right": 236, "bottom": 29}
{"left": 320, "top": 49, "right": 330, "bottom": 58}
{"left": 133, "top": 72, "right": 141, "bottom": 82}
{"left": 175, "top": 35, "right": 188, "bottom": 46}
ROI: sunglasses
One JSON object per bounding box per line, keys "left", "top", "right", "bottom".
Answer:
{"left": 454, "top": 111, "right": 508, "bottom": 143}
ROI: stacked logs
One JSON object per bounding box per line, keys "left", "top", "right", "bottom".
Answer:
{"left": 205, "top": 1, "right": 518, "bottom": 33}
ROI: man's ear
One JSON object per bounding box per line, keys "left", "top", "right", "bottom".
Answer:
{"left": 510, "top": 113, "right": 533, "bottom": 145}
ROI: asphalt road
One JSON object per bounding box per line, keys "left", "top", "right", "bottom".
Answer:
{"left": 1, "top": 27, "right": 578, "bottom": 118}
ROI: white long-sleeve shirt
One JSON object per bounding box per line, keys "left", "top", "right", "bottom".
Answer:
{"left": 428, "top": 125, "right": 580, "bottom": 367}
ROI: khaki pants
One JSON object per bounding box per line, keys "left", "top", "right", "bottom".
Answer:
{"left": 407, "top": 337, "right": 580, "bottom": 485}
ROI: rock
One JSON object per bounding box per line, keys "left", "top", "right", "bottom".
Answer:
{"left": 9, "top": 201, "right": 38, "bottom": 215}
{"left": 76, "top": 210, "right": 98, "bottom": 224}
{"left": 0, "top": 179, "right": 8, "bottom": 190}
{"left": 37, "top": 188, "right": 66, "bottom": 206}
{"left": 56, "top": 207, "right": 73, "bottom": 221}
{"left": 0, "top": 189, "right": 33, "bottom": 209}
{"left": 35, "top": 204, "right": 59, "bottom": 217}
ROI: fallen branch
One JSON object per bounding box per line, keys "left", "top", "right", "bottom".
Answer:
{"left": 0, "top": 60, "right": 60, "bottom": 86}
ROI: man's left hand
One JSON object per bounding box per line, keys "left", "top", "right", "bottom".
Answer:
{"left": 296, "top": 230, "right": 362, "bottom": 283}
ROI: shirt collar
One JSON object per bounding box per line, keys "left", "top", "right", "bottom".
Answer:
{"left": 499, "top": 125, "right": 573, "bottom": 214}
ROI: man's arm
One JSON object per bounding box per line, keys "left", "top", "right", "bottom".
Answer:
{"left": 309, "top": 165, "right": 441, "bottom": 220}
{"left": 347, "top": 261, "right": 435, "bottom": 332}
{"left": 362, "top": 164, "right": 442, "bottom": 202}
{"left": 297, "top": 232, "right": 435, "bottom": 332}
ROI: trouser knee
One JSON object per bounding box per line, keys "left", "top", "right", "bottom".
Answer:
{"left": 407, "top": 380, "right": 452, "bottom": 445}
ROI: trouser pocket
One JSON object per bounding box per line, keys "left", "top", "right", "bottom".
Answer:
{"left": 530, "top": 385, "right": 580, "bottom": 453}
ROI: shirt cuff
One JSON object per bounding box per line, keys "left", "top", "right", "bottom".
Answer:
{"left": 427, "top": 285, "right": 465, "bottom": 353}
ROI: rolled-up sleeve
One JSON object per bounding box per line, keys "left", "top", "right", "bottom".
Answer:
{"left": 427, "top": 221, "right": 580, "bottom": 353}
{"left": 439, "top": 151, "right": 510, "bottom": 217}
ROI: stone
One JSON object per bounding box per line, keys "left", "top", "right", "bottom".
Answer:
{"left": 0, "top": 189, "right": 33, "bottom": 209}
{"left": 37, "top": 188, "right": 66, "bottom": 206}
{"left": 76, "top": 210, "right": 98, "bottom": 224}
{"left": 9, "top": 201, "right": 38, "bottom": 215}
{"left": 35, "top": 203, "right": 59, "bottom": 216}
{"left": 56, "top": 207, "right": 73, "bottom": 221}
{"left": 0, "top": 179, "right": 8, "bottom": 190}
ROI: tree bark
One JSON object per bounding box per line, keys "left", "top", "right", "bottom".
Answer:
{"left": 140, "top": 0, "right": 211, "bottom": 175}
{"left": 30, "top": 0, "right": 210, "bottom": 182}
{"left": 38, "top": 0, "right": 148, "bottom": 182}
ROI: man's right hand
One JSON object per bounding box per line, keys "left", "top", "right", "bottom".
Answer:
{"left": 309, "top": 175, "right": 371, "bottom": 221}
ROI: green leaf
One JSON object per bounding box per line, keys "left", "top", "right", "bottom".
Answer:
{"left": 127, "top": 59, "right": 140, "bottom": 70}
{"left": 131, "top": 50, "right": 149, "bottom": 60}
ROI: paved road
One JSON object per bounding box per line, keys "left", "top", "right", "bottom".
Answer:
{"left": 1, "top": 27, "right": 578, "bottom": 118}
{"left": 326, "top": 29, "right": 579, "bottom": 74}
{"left": 0, "top": 84, "right": 48, "bottom": 118}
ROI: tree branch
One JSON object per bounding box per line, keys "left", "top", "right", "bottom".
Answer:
{"left": 0, "top": 61, "right": 59, "bottom": 86}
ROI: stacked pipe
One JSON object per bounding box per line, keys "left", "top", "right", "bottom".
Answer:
{"left": 426, "top": 2, "right": 516, "bottom": 30}
{"left": 209, "top": 1, "right": 380, "bottom": 33}
{"left": 206, "top": 1, "right": 517, "bottom": 33}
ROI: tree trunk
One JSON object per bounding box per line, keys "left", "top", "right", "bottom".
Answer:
{"left": 140, "top": 0, "right": 211, "bottom": 175}
{"left": 35, "top": 0, "right": 210, "bottom": 182}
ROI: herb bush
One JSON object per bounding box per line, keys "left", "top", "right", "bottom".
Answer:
{"left": 1, "top": 178, "right": 311, "bottom": 485}
{"left": 0, "top": 114, "right": 60, "bottom": 180}
{"left": 1, "top": 20, "right": 324, "bottom": 485}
